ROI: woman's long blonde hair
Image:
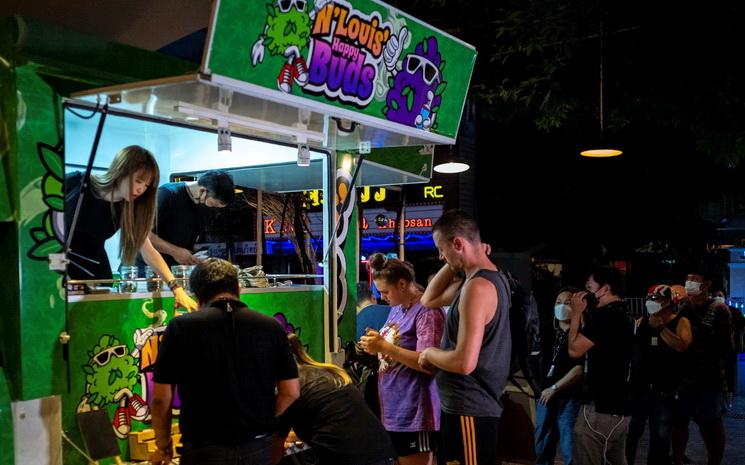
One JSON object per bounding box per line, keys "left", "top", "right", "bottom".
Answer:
{"left": 287, "top": 334, "right": 351, "bottom": 388}
{"left": 89, "top": 145, "right": 159, "bottom": 264}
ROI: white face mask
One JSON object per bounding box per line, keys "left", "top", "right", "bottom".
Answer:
{"left": 554, "top": 304, "right": 572, "bottom": 321}
{"left": 685, "top": 280, "right": 703, "bottom": 296}
{"left": 645, "top": 300, "right": 662, "bottom": 315}
{"left": 714, "top": 296, "right": 726, "bottom": 303}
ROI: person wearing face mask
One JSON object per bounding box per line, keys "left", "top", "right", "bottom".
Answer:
{"left": 568, "top": 266, "right": 635, "bottom": 465}
{"left": 711, "top": 289, "right": 745, "bottom": 353}
{"left": 626, "top": 285, "right": 692, "bottom": 465}
{"left": 671, "top": 270, "right": 735, "bottom": 465}
{"left": 359, "top": 253, "right": 445, "bottom": 465}
{"left": 534, "top": 287, "right": 584, "bottom": 465}
{"left": 135, "top": 170, "right": 235, "bottom": 268}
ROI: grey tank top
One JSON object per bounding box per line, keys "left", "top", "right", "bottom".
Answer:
{"left": 435, "top": 269, "right": 512, "bottom": 417}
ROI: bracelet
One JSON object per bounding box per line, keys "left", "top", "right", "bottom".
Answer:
{"left": 167, "top": 279, "right": 182, "bottom": 291}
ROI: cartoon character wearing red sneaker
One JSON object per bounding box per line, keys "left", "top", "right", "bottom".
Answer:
{"left": 77, "top": 334, "right": 152, "bottom": 439}
{"left": 251, "top": 0, "right": 330, "bottom": 93}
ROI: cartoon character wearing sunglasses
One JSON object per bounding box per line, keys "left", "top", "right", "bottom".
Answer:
{"left": 383, "top": 36, "right": 447, "bottom": 131}
{"left": 77, "top": 334, "right": 151, "bottom": 438}
{"left": 251, "top": 0, "right": 331, "bottom": 93}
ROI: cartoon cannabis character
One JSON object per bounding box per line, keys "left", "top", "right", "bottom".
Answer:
{"left": 26, "top": 142, "right": 64, "bottom": 261}
{"left": 251, "top": 0, "right": 330, "bottom": 93}
{"left": 78, "top": 335, "right": 150, "bottom": 438}
{"left": 383, "top": 36, "right": 447, "bottom": 131}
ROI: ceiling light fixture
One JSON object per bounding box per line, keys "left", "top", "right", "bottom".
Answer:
{"left": 434, "top": 161, "right": 470, "bottom": 174}
{"left": 580, "top": 23, "right": 622, "bottom": 158}
{"left": 434, "top": 145, "right": 469, "bottom": 174}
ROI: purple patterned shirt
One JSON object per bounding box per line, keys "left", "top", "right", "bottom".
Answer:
{"left": 377, "top": 300, "right": 445, "bottom": 432}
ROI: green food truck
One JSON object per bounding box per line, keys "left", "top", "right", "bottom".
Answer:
{"left": 0, "top": 0, "right": 476, "bottom": 463}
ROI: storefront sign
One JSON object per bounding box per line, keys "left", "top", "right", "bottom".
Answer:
{"left": 206, "top": 0, "right": 476, "bottom": 140}
{"left": 361, "top": 216, "right": 433, "bottom": 230}
{"left": 304, "top": 183, "right": 445, "bottom": 207}
{"left": 360, "top": 205, "right": 441, "bottom": 234}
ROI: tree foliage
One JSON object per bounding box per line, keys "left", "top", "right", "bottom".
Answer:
{"left": 391, "top": 0, "right": 745, "bottom": 165}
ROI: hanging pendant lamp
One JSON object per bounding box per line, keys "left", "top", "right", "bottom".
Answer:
{"left": 434, "top": 145, "right": 470, "bottom": 174}
{"left": 580, "top": 23, "right": 622, "bottom": 158}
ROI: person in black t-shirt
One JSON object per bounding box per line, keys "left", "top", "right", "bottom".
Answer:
{"left": 568, "top": 266, "right": 634, "bottom": 465}
{"left": 142, "top": 170, "right": 234, "bottom": 268}
{"left": 671, "top": 270, "right": 735, "bottom": 465}
{"left": 150, "top": 258, "right": 300, "bottom": 465}
{"left": 534, "top": 287, "right": 584, "bottom": 465}
{"left": 276, "top": 334, "right": 395, "bottom": 465}
{"left": 65, "top": 145, "right": 197, "bottom": 311}
{"left": 626, "top": 284, "right": 692, "bottom": 465}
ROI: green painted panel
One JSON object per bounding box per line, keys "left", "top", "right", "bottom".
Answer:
{"left": 14, "top": 66, "right": 66, "bottom": 401}
{"left": 365, "top": 145, "right": 433, "bottom": 178}
{"left": 0, "top": 18, "right": 18, "bottom": 222}
{"left": 64, "top": 296, "right": 178, "bottom": 464}
{"left": 0, "top": 368, "right": 14, "bottom": 465}
{"left": 338, "top": 204, "right": 358, "bottom": 346}
{"left": 12, "top": 17, "right": 197, "bottom": 87}
{"left": 0, "top": 18, "right": 22, "bottom": 411}
{"left": 239, "top": 291, "right": 326, "bottom": 360}
{"left": 0, "top": 32, "right": 13, "bottom": 221}
{"left": 63, "top": 290, "right": 324, "bottom": 463}
{"left": 208, "top": 0, "right": 476, "bottom": 139}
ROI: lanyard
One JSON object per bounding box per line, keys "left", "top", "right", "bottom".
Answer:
{"left": 547, "top": 329, "right": 568, "bottom": 378}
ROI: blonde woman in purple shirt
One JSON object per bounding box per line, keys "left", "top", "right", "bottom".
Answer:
{"left": 359, "top": 253, "right": 446, "bottom": 465}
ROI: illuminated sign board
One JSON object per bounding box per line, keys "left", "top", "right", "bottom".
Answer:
{"left": 263, "top": 205, "right": 442, "bottom": 238}
{"left": 304, "top": 184, "right": 445, "bottom": 207}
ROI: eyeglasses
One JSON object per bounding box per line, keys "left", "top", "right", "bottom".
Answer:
{"left": 275, "top": 0, "right": 306, "bottom": 13}
{"left": 405, "top": 55, "right": 441, "bottom": 85}
{"left": 92, "top": 345, "right": 127, "bottom": 366}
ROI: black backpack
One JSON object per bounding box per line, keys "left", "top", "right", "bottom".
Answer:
{"left": 499, "top": 270, "right": 542, "bottom": 398}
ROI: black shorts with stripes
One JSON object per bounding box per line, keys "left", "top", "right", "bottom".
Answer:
{"left": 438, "top": 412, "right": 499, "bottom": 465}
{"left": 387, "top": 430, "right": 438, "bottom": 457}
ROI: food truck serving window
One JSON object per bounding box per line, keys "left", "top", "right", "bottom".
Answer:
{"left": 63, "top": 104, "right": 329, "bottom": 290}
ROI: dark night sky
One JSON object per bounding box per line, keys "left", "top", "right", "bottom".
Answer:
{"left": 392, "top": 1, "right": 745, "bottom": 271}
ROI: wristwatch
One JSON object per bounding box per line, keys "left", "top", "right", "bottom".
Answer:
{"left": 167, "top": 279, "right": 182, "bottom": 291}
{"left": 550, "top": 384, "right": 558, "bottom": 392}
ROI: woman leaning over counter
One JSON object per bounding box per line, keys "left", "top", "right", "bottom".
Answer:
{"left": 65, "top": 145, "right": 197, "bottom": 311}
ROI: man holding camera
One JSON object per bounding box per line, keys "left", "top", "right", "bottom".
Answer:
{"left": 569, "top": 266, "right": 635, "bottom": 465}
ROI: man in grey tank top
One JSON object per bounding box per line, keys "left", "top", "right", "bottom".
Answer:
{"left": 419, "top": 210, "right": 512, "bottom": 465}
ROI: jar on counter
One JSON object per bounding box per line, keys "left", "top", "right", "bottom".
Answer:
{"left": 171, "top": 265, "right": 195, "bottom": 291}
{"left": 119, "top": 266, "right": 139, "bottom": 293}
{"left": 144, "top": 266, "right": 162, "bottom": 292}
